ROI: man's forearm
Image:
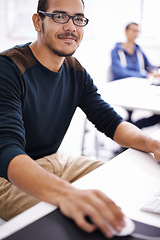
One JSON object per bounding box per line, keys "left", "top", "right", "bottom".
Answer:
{"left": 113, "top": 121, "right": 160, "bottom": 154}
{"left": 7, "top": 154, "right": 72, "bottom": 206}
{"left": 7, "top": 154, "right": 126, "bottom": 237}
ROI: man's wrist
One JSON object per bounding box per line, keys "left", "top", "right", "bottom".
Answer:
{"left": 145, "top": 137, "right": 160, "bottom": 153}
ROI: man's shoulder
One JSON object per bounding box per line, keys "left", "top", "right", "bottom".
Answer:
{"left": 111, "top": 43, "right": 122, "bottom": 56}
{"left": 112, "top": 42, "right": 121, "bottom": 50}
{"left": 135, "top": 44, "right": 143, "bottom": 52}
{"left": 0, "top": 43, "right": 36, "bottom": 75}
{"left": 64, "top": 56, "right": 84, "bottom": 72}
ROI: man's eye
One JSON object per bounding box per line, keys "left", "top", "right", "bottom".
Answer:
{"left": 75, "top": 17, "right": 83, "bottom": 22}
{"left": 55, "top": 14, "right": 67, "bottom": 21}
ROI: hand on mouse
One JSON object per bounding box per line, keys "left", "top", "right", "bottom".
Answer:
{"left": 105, "top": 217, "right": 135, "bottom": 237}
{"left": 58, "top": 186, "right": 126, "bottom": 238}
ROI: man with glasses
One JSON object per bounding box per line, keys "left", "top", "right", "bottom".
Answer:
{"left": 0, "top": 0, "right": 160, "bottom": 238}
{"left": 38, "top": 10, "right": 89, "bottom": 27}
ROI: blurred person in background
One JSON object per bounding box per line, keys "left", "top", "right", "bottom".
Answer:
{"left": 111, "top": 22, "right": 160, "bottom": 128}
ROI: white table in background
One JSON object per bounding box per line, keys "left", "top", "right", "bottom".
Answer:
{"left": 99, "top": 77, "right": 160, "bottom": 114}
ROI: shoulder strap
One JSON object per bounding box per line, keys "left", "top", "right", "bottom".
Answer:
{"left": 118, "top": 50, "right": 127, "bottom": 67}
{"left": 136, "top": 50, "right": 145, "bottom": 73}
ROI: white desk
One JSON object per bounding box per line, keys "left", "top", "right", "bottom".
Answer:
{"left": 99, "top": 77, "right": 160, "bottom": 114}
{"left": 0, "top": 130, "right": 160, "bottom": 239}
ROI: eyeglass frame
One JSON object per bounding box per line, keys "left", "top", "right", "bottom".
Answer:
{"left": 38, "top": 10, "right": 89, "bottom": 27}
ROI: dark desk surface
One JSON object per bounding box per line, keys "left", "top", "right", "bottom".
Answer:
{"left": 3, "top": 208, "right": 160, "bottom": 240}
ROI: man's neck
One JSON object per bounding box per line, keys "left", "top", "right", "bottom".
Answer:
{"left": 122, "top": 41, "right": 135, "bottom": 54}
{"left": 29, "top": 41, "right": 65, "bottom": 72}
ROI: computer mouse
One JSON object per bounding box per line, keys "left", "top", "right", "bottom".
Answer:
{"left": 111, "top": 217, "right": 135, "bottom": 237}
{"left": 86, "top": 215, "right": 135, "bottom": 237}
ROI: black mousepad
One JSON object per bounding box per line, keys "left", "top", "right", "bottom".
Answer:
{"left": 3, "top": 208, "right": 160, "bottom": 240}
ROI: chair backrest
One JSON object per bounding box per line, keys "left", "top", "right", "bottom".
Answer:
{"left": 106, "top": 65, "right": 113, "bottom": 82}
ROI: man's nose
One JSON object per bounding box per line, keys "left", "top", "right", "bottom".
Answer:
{"left": 63, "top": 18, "right": 76, "bottom": 32}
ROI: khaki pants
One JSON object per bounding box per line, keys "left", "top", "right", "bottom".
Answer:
{"left": 0, "top": 151, "right": 105, "bottom": 221}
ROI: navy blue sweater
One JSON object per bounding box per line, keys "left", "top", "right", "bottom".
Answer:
{"left": 0, "top": 43, "right": 123, "bottom": 180}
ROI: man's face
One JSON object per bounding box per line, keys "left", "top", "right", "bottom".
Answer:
{"left": 126, "top": 24, "right": 140, "bottom": 43}
{"left": 39, "top": 0, "right": 85, "bottom": 57}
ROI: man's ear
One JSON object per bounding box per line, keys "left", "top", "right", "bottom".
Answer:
{"left": 32, "top": 13, "right": 42, "bottom": 32}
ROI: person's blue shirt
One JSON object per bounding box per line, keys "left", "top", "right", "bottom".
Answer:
{"left": 111, "top": 43, "right": 154, "bottom": 81}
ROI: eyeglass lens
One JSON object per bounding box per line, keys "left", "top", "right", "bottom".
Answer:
{"left": 54, "top": 13, "right": 87, "bottom": 26}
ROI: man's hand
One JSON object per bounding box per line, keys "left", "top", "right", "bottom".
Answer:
{"left": 150, "top": 141, "right": 160, "bottom": 163}
{"left": 8, "top": 155, "right": 125, "bottom": 238}
{"left": 58, "top": 188, "right": 125, "bottom": 238}
{"left": 114, "top": 121, "right": 160, "bottom": 164}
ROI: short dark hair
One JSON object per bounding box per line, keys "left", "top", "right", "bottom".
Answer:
{"left": 125, "top": 22, "right": 139, "bottom": 31}
{"left": 37, "top": 0, "right": 85, "bottom": 20}
{"left": 37, "top": 0, "right": 48, "bottom": 19}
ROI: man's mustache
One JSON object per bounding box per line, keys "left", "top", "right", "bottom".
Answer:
{"left": 57, "top": 32, "right": 79, "bottom": 40}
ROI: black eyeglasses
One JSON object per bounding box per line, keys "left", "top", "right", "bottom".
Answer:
{"left": 39, "top": 10, "right": 89, "bottom": 27}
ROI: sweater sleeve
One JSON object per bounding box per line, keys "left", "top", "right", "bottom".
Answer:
{"left": 79, "top": 70, "right": 123, "bottom": 139}
{"left": 0, "top": 56, "right": 27, "bottom": 180}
